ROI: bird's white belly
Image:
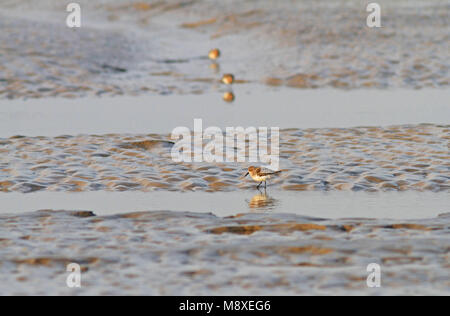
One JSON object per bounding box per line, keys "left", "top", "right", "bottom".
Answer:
{"left": 251, "top": 175, "right": 269, "bottom": 182}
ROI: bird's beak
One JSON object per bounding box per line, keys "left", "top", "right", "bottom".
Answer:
{"left": 244, "top": 172, "right": 249, "bottom": 178}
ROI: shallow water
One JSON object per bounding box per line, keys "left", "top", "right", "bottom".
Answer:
{"left": 0, "top": 191, "right": 449, "bottom": 220}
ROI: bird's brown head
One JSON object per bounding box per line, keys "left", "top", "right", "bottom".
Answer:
{"left": 244, "top": 166, "right": 255, "bottom": 177}
{"left": 245, "top": 166, "right": 261, "bottom": 177}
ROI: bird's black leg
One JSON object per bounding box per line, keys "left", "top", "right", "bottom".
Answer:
{"left": 257, "top": 182, "right": 262, "bottom": 189}
{"left": 264, "top": 181, "right": 267, "bottom": 188}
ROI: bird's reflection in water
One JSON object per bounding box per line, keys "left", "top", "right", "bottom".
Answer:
{"left": 209, "top": 62, "right": 220, "bottom": 74}
{"left": 247, "top": 190, "right": 279, "bottom": 212}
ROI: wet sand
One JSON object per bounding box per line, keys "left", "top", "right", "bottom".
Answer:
{"left": 0, "top": 124, "right": 448, "bottom": 193}
{"left": 0, "top": 191, "right": 448, "bottom": 219}
{"left": 0, "top": 90, "right": 449, "bottom": 136}
{"left": 0, "top": 209, "right": 448, "bottom": 295}
{"left": 0, "top": 0, "right": 449, "bottom": 99}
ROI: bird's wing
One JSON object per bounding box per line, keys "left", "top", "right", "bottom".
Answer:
{"left": 259, "top": 168, "right": 282, "bottom": 176}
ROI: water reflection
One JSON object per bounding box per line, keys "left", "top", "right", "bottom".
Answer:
{"left": 247, "top": 190, "right": 279, "bottom": 211}
{"left": 209, "top": 62, "right": 220, "bottom": 73}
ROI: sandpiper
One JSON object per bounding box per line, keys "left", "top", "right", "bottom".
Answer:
{"left": 208, "top": 49, "right": 221, "bottom": 60}
{"left": 221, "top": 74, "right": 235, "bottom": 85}
{"left": 222, "top": 91, "right": 235, "bottom": 102}
{"left": 244, "top": 166, "right": 282, "bottom": 189}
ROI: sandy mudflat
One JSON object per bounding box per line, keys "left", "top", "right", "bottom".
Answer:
{"left": 0, "top": 209, "right": 448, "bottom": 295}
{"left": 0, "top": 124, "right": 448, "bottom": 193}
{"left": 0, "top": 0, "right": 449, "bottom": 99}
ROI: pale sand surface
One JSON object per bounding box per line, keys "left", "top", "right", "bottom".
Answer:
{"left": 0, "top": 191, "right": 448, "bottom": 219}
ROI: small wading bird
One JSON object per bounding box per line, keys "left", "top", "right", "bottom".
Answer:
{"left": 244, "top": 166, "right": 282, "bottom": 189}
{"left": 222, "top": 91, "right": 235, "bottom": 102}
{"left": 208, "top": 48, "right": 221, "bottom": 60}
{"left": 221, "top": 74, "right": 235, "bottom": 85}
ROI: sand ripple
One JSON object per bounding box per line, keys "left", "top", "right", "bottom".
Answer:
{"left": 0, "top": 124, "right": 448, "bottom": 193}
